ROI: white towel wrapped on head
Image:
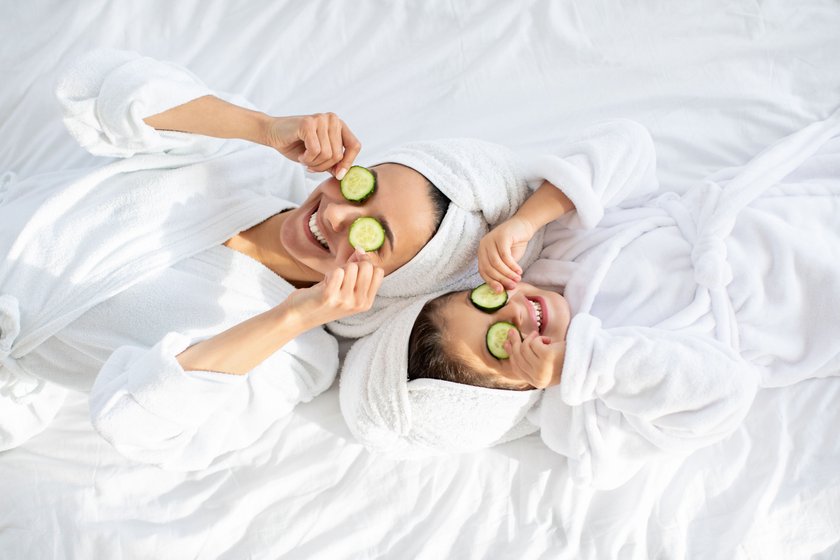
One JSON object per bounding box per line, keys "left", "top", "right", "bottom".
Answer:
{"left": 338, "top": 296, "right": 542, "bottom": 459}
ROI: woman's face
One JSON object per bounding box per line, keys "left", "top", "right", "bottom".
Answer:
{"left": 281, "top": 163, "right": 438, "bottom": 276}
{"left": 438, "top": 282, "right": 572, "bottom": 388}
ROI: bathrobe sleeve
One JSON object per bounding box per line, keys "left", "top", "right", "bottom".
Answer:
{"left": 535, "top": 314, "right": 759, "bottom": 490}
{"left": 88, "top": 331, "right": 339, "bottom": 471}
{"left": 523, "top": 120, "right": 660, "bottom": 230}
{"left": 55, "top": 49, "right": 245, "bottom": 158}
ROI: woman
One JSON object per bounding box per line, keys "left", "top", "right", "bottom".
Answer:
{"left": 339, "top": 115, "right": 840, "bottom": 488}
{"left": 0, "top": 49, "right": 532, "bottom": 469}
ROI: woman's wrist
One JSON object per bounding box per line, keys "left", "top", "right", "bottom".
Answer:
{"left": 270, "top": 299, "right": 317, "bottom": 335}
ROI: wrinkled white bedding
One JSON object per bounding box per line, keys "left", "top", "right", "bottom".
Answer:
{"left": 1, "top": 1, "right": 839, "bottom": 558}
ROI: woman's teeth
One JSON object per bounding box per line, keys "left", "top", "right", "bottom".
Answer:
{"left": 308, "top": 211, "right": 329, "bottom": 250}
{"left": 528, "top": 298, "right": 543, "bottom": 332}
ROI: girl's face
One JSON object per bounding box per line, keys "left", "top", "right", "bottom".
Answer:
{"left": 437, "top": 282, "right": 572, "bottom": 388}
{"left": 280, "top": 163, "right": 438, "bottom": 276}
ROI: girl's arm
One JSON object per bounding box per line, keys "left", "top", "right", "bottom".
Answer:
{"left": 478, "top": 181, "right": 576, "bottom": 292}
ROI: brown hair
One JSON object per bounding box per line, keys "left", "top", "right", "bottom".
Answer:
{"left": 407, "top": 292, "right": 528, "bottom": 391}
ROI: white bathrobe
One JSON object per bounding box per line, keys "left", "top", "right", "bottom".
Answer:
{"left": 0, "top": 50, "right": 338, "bottom": 469}
{"left": 524, "top": 115, "right": 840, "bottom": 488}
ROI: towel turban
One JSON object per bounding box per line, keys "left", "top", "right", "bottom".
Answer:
{"left": 339, "top": 295, "right": 542, "bottom": 458}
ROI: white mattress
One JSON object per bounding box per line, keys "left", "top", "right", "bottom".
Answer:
{"left": 2, "top": 1, "right": 839, "bottom": 558}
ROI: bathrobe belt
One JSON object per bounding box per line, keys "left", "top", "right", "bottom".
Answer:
{"left": 0, "top": 295, "right": 46, "bottom": 401}
{"left": 655, "top": 184, "right": 740, "bottom": 350}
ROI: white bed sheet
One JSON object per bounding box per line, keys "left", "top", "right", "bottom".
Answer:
{"left": 1, "top": 1, "right": 839, "bottom": 558}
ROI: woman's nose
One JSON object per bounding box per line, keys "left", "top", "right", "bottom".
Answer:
{"left": 321, "top": 200, "right": 360, "bottom": 233}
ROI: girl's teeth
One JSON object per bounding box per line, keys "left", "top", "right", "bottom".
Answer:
{"left": 529, "top": 299, "right": 543, "bottom": 331}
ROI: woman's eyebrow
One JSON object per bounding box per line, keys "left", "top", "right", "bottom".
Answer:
{"left": 379, "top": 215, "right": 395, "bottom": 251}
{"left": 367, "top": 169, "right": 395, "bottom": 250}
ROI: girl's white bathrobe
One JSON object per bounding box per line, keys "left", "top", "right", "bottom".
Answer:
{"left": 522, "top": 114, "right": 840, "bottom": 489}
{"left": 0, "top": 51, "right": 338, "bottom": 470}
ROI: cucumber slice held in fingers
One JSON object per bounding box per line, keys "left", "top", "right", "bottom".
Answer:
{"left": 348, "top": 216, "right": 386, "bottom": 252}
{"left": 486, "top": 321, "right": 520, "bottom": 360}
{"left": 340, "top": 165, "right": 376, "bottom": 202}
{"left": 470, "top": 283, "right": 509, "bottom": 313}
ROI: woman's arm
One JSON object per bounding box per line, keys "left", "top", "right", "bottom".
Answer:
{"left": 144, "top": 96, "right": 361, "bottom": 177}
{"left": 177, "top": 256, "right": 383, "bottom": 374}
{"left": 57, "top": 49, "right": 361, "bottom": 175}
{"left": 143, "top": 94, "right": 270, "bottom": 146}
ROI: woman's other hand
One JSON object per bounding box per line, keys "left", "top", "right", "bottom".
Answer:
{"left": 264, "top": 113, "right": 362, "bottom": 180}
{"left": 504, "top": 330, "right": 564, "bottom": 389}
{"left": 282, "top": 249, "right": 384, "bottom": 329}
{"left": 477, "top": 217, "right": 533, "bottom": 293}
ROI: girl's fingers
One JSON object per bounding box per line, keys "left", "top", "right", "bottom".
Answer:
{"left": 488, "top": 247, "right": 520, "bottom": 285}
{"left": 480, "top": 251, "right": 517, "bottom": 292}
{"left": 478, "top": 261, "right": 506, "bottom": 294}
{"left": 499, "top": 242, "right": 523, "bottom": 277}
{"left": 504, "top": 327, "right": 521, "bottom": 355}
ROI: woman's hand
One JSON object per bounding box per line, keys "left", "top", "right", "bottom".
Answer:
{"left": 504, "top": 330, "right": 564, "bottom": 389}
{"left": 263, "top": 113, "right": 362, "bottom": 179}
{"left": 282, "top": 250, "right": 384, "bottom": 330}
{"left": 478, "top": 216, "right": 534, "bottom": 293}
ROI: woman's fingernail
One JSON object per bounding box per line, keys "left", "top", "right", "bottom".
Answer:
{"left": 336, "top": 168, "right": 347, "bottom": 180}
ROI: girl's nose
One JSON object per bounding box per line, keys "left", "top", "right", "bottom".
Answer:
{"left": 504, "top": 292, "right": 534, "bottom": 334}
{"left": 497, "top": 291, "right": 522, "bottom": 327}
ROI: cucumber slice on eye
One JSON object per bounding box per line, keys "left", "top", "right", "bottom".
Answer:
{"left": 486, "top": 321, "right": 519, "bottom": 360}
{"left": 348, "top": 216, "right": 386, "bottom": 252}
{"left": 340, "top": 166, "right": 376, "bottom": 203}
{"left": 470, "top": 283, "right": 508, "bottom": 313}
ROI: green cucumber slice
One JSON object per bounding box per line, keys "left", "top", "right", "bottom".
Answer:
{"left": 340, "top": 166, "right": 376, "bottom": 202}
{"left": 348, "top": 216, "right": 386, "bottom": 252}
{"left": 470, "top": 283, "right": 508, "bottom": 313}
{"left": 486, "top": 321, "right": 519, "bottom": 360}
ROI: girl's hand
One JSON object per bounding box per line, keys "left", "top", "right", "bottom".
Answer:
{"left": 504, "top": 330, "right": 565, "bottom": 389}
{"left": 264, "top": 113, "right": 362, "bottom": 179}
{"left": 282, "top": 250, "right": 384, "bottom": 330}
{"left": 478, "top": 216, "right": 534, "bottom": 293}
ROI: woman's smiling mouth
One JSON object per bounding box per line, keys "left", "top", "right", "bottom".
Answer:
{"left": 306, "top": 208, "right": 330, "bottom": 252}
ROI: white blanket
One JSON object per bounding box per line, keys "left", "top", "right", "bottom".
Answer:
{"left": 2, "top": 1, "right": 840, "bottom": 558}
